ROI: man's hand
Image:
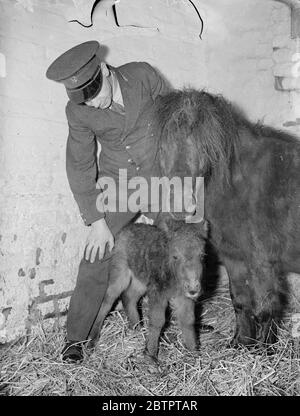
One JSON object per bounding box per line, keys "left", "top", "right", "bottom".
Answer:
{"left": 85, "top": 218, "right": 114, "bottom": 263}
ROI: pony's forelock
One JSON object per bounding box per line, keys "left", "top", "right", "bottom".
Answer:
{"left": 155, "top": 89, "right": 240, "bottom": 184}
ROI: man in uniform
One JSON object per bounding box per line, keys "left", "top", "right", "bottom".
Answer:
{"left": 46, "top": 40, "right": 169, "bottom": 362}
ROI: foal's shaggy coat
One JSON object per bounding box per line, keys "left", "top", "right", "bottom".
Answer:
{"left": 155, "top": 89, "right": 300, "bottom": 347}
{"left": 89, "top": 220, "right": 207, "bottom": 360}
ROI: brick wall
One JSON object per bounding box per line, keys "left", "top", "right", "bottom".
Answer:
{"left": 0, "top": 0, "right": 299, "bottom": 342}
{"left": 272, "top": 2, "right": 300, "bottom": 129}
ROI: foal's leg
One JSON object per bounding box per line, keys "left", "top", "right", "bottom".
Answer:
{"left": 171, "top": 295, "right": 198, "bottom": 351}
{"left": 121, "top": 276, "right": 147, "bottom": 329}
{"left": 223, "top": 257, "right": 257, "bottom": 347}
{"left": 88, "top": 264, "right": 131, "bottom": 347}
{"left": 144, "top": 293, "right": 168, "bottom": 362}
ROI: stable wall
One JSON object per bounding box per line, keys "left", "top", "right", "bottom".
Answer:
{"left": 0, "top": 0, "right": 299, "bottom": 342}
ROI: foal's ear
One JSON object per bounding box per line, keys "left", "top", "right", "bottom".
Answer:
{"left": 156, "top": 215, "right": 182, "bottom": 233}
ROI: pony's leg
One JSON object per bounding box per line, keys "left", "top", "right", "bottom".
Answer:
{"left": 171, "top": 296, "right": 198, "bottom": 351}
{"left": 223, "top": 257, "right": 257, "bottom": 347}
{"left": 88, "top": 265, "right": 131, "bottom": 347}
{"left": 144, "top": 293, "right": 168, "bottom": 362}
{"left": 121, "top": 277, "right": 147, "bottom": 329}
{"left": 250, "top": 263, "right": 285, "bottom": 346}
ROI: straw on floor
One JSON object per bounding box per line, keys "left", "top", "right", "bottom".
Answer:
{"left": 0, "top": 284, "right": 299, "bottom": 396}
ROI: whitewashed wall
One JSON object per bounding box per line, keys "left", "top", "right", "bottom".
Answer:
{"left": 0, "top": 0, "right": 299, "bottom": 342}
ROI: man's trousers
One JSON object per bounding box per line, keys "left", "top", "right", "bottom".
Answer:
{"left": 66, "top": 211, "right": 158, "bottom": 341}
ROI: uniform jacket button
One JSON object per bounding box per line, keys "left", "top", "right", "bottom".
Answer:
{"left": 125, "top": 145, "right": 131, "bottom": 150}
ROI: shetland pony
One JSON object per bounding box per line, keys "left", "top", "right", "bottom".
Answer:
{"left": 155, "top": 89, "right": 300, "bottom": 347}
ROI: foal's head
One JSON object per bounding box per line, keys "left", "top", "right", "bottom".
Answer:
{"left": 162, "top": 218, "right": 208, "bottom": 300}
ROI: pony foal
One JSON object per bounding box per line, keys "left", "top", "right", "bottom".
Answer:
{"left": 89, "top": 220, "right": 208, "bottom": 361}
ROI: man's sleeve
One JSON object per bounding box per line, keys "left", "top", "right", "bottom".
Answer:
{"left": 139, "top": 62, "right": 170, "bottom": 99}
{"left": 65, "top": 104, "right": 104, "bottom": 225}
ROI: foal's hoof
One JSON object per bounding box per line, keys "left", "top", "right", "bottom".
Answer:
{"left": 228, "top": 331, "right": 279, "bottom": 354}
{"left": 184, "top": 342, "right": 198, "bottom": 353}
{"left": 227, "top": 336, "right": 270, "bottom": 355}
{"left": 199, "top": 323, "right": 215, "bottom": 333}
{"left": 228, "top": 332, "right": 258, "bottom": 349}
{"left": 143, "top": 351, "right": 161, "bottom": 368}
{"left": 130, "top": 350, "right": 160, "bottom": 374}
{"left": 128, "top": 321, "right": 142, "bottom": 331}
{"left": 227, "top": 341, "right": 254, "bottom": 352}
{"left": 185, "top": 349, "right": 200, "bottom": 361}
{"left": 143, "top": 350, "right": 159, "bottom": 365}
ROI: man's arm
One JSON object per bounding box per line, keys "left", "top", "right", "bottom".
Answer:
{"left": 65, "top": 103, "right": 104, "bottom": 226}
{"left": 65, "top": 104, "right": 114, "bottom": 262}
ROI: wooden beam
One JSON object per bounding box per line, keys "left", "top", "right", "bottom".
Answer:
{"left": 274, "top": 0, "right": 300, "bottom": 38}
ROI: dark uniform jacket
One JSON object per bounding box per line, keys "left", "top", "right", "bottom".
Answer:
{"left": 65, "top": 62, "right": 169, "bottom": 225}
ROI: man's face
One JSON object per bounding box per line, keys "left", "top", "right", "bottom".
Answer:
{"left": 85, "top": 64, "right": 113, "bottom": 109}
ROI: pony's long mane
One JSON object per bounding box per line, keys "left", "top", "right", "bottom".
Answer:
{"left": 154, "top": 88, "right": 298, "bottom": 184}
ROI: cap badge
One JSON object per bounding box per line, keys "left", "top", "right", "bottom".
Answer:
{"left": 71, "top": 76, "right": 78, "bottom": 84}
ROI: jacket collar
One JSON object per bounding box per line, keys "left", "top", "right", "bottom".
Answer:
{"left": 112, "top": 65, "right": 141, "bottom": 138}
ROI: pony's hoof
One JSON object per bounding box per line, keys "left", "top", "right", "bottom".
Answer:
{"left": 227, "top": 338, "right": 250, "bottom": 350}
{"left": 61, "top": 342, "right": 83, "bottom": 363}
{"left": 86, "top": 339, "right": 97, "bottom": 351}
